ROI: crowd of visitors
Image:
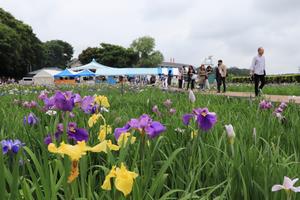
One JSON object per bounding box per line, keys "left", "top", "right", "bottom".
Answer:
{"left": 0, "top": 77, "right": 16, "bottom": 84}
{"left": 0, "top": 47, "right": 266, "bottom": 96}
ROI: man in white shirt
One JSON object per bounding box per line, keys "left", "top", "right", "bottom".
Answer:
{"left": 216, "top": 60, "right": 227, "bottom": 93}
{"left": 250, "top": 47, "right": 266, "bottom": 96}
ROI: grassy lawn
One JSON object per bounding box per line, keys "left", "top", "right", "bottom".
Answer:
{"left": 226, "top": 83, "right": 300, "bottom": 96}
{"left": 0, "top": 84, "right": 299, "bottom": 199}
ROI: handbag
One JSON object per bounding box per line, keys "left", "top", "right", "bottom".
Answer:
{"left": 192, "top": 74, "right": 197, "bottom": 80}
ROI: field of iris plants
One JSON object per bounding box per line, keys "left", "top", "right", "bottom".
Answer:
{"left": 0, "top": 84, "right": 300, "bottom": 200}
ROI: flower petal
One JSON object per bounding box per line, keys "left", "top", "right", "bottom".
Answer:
{"left": 271, "top": 184, "right": 284, "bottom": 192}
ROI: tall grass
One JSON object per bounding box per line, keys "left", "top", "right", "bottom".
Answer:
{"left": 0, "top": 84, "right": 299, "bottom": 199}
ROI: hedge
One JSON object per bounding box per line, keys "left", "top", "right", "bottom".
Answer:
{"left": 228, "top": 74, "right": 300, "bottom": 84}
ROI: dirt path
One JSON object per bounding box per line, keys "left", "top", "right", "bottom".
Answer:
{"left": 167, "top": 88, "right": 300, "bottom": 104}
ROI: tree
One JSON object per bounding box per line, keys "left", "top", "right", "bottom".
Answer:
{"left": 43, "top": 40, "right": 73, "bottom": 67}
{"left": 98, "top": 43, "right": 138, "bottom": 68}
{"left": 78, "top": 47, "right": 100, "bottom": 64}
{"left": 78, "top": 44, "right": 138, "bottom": 67}
{"left": 227, "top": 67, "right": 250, "bottom": 76}
{"left": 130, "top": 36, "right": 164, "bottom": 67}
{"left": 0, "top": 8, "right": 44, "bottom": 77}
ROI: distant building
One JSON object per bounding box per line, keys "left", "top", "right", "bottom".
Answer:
{"left": 27, "top": 67, "right": 63, "bottom": 77}
{"left": 159, "top": 61, "right": 192, "bottom": 68}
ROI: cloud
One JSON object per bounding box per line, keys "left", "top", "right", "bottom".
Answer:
{"left": 1, "top": 0, "right": 299, "bottom": 74}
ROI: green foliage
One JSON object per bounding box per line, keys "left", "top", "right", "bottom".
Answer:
{"left": 43, "top": 40, "right": 74, "bottom": 68}
{"left": 226, "top": 83, "right": 300, "bottom": 96}
{"left": 0, "top": 84, "right": 300, "bottom": 199}
{"left": 130, "top": 36, "right": 164, "bottom": 67}
{"left": 78, "top": 47, "right": 100, "bottom": 65}
{"left": 78, "top": 43, "right": 139, "bottom": 67}
{"left": 229, "top": 74, "right": 300, "bottom": 84}
{"left": 0, "top": 8, "right": 44, "bottom": 77}
{"left": 227, "top": 67, "right": 251, "bottom": 77}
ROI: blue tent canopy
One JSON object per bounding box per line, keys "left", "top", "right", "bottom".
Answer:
{"left": 54, "top": 69, "right": 76, "bottom": 78}
{"left": 76, "top": 69, "right": 95, "bottom": 77}
{"left": 72, "top": 59, "right": 160, "bottom": 76}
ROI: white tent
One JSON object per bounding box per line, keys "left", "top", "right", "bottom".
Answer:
{"left": 33, "top": 69, "right": 62, "bottom": 85}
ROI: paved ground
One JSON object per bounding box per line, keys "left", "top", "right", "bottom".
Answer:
{"left": 167, "top": 88, "right": 300, "bottom": 104}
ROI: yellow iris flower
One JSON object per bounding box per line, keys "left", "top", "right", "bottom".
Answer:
{"left": 98, "top": 125, "right": 112, "bottom": 142}
{"left": 191, "top": 130, "right": 198, "bottom": 139}
{"left": 101, "top": 163, "right": 138, "bottom": 196}
{"left": 117, "top": 132, "right": 136, "bottom": 147}
{"left": 88, "top": 113, "right": 102, "bottom": 128}
{"left": 94, "top": 95, "right": 110, "bottom": 108}
{"left": 48, "top": 140, "right": 119, "bottom": 182}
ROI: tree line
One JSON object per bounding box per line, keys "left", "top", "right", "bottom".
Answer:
{"left": 78, "top": 37, "right": 164, "bottom": 68}
{"left": 0, "top": 8, "right": 164, "bottom": 78}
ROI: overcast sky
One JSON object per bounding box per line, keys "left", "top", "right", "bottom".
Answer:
{"left": 1, "top": 0, "right": 300, "bottom": 74}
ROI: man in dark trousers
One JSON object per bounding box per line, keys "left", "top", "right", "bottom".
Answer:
{"left": 216, "top": 60, "right": 227, "bottom": 93}
{"left": 250, "top": 47, "right": 266, "bottom": 96}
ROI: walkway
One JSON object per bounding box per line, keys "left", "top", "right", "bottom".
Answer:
{"left": 167, "top": 88, "right": 300, "bottom": 104}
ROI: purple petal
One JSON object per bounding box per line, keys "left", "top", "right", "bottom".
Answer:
{"left": 114, "top": 124, "right": 131, "bottom": 140}
{"left": 145, "top": 121, "right": 166, "bottom": 138}
{"left": 182, "top": 114, "right": 193, "bottom": 126}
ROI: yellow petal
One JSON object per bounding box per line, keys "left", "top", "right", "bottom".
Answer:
{"left": 88, "top": 140, "right": 108, "bottom": 153}
{"left": 117, "top": 132, "right": 136, "bottom": 147}
{"left": 114, "top": 163, "right": 138, "bottom": 196}
{"left": 48, "top": 143, "right": 59, "bottom": 153}
{"left": 98, "top": 125, "right": 112, "bottom": 142}
{"left": 88, "top": 114, "right": 101, "bottom": 128}
{"left": 48, "top": 141, "right": 88, "bottom": 161}
{"left": 95, "top": 95, "right": 110, "bottom": 108}
{"left": 101, "top": 166, "right": 116, "bottom": 190}
{"left": 191, "top": 131, "right": 198, "bottom": 139}
{"left": 107, "top": 140, "right": 120, "bottom": 151}
{"left": 98, "top": 129, "right": 106, "bottom": 142}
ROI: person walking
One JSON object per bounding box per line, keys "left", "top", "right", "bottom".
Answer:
{"left": 178, "top": 67, "right": 184, "bottom": 89}
{"left": 167, "top": 69, "right": 173, "bottom": 86}
{"left": 205, "top": 65, "right": 212, "bottom": 90}
{"left": 198, "top": 65, "right": 207, "bottom": 90}
{"left": 250, "top": 47, "right": 266, "bottom": 96}
{"left": 216, "top": 60, "right": 227, "bottom": 93}
{"left": 187, "top": 65, "right": 196, "bottom": 90}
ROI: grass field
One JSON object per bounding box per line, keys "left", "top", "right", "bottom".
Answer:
{"left": 226, "top": 83, "right": 300, "bottom": 96}
{"left": 0, "top": 84, "right": 300, "bottom": 199}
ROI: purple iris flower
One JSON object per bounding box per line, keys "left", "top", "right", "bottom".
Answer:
{"left": 38, "top": 90, "right": 49, "bottom": 100}
{"left": 69, "top": 112, "right": 75, "bottom": 118}
{"left": 163, "top": 99, "right": 172, "bottom": 108}
{"left": 145, "top": 121, "right": 166, "bottom": 138}
{"left": 196, "top": 108, "right": 217, "bottom": 131}
{"left": 22, "top": 100, "right": 37, "bottom": 108}
{"left": 279, "top": 102, "right": 288, "bottom": 110}
{"left": 274, "top": 107, "right": 283, "bottom": 113}
{"left": 182, "top": 108, "right": 217, "bottom": 131}
{"left": 114, "top": 123, "right": 131, "bottom": 140}
{"left": 182, "top": 114, "right": 194, "bottom": 126}
{"left": 24, "top": 113, "right": 38, "bottom": 125}
{"left": 152, "top": 105, "right": 161, "bottom": 116}
{"left": 80, "top": 96, "right": 95, "bottom": 114}
{"left": 43, "top": 96, "right": 56, "bottom": 111}
{"left": 169, "top": 108, "right": 176, "bottom": 115}
{"left": 44, "top": 123, "right": 64, "bottom": 145}
{"left": 54, "top": 91, "right": 75, "bottom": 112}
{"left": 67, "top": 122, "right": 89, "bottom": 142}
{"left": 259, "top": 100, "right": 272, "bottom": 110}
{"left": 1, "top": 139, "right": 24, "bottom": 154}
{"left": 73, "top": 94, "right": 82, "bottom": 104}
{"left": 114, "top": 114, "right": 166, "bottom": 139}
{"left": 138, "top": 114, "right": 152, "bottom": 128}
